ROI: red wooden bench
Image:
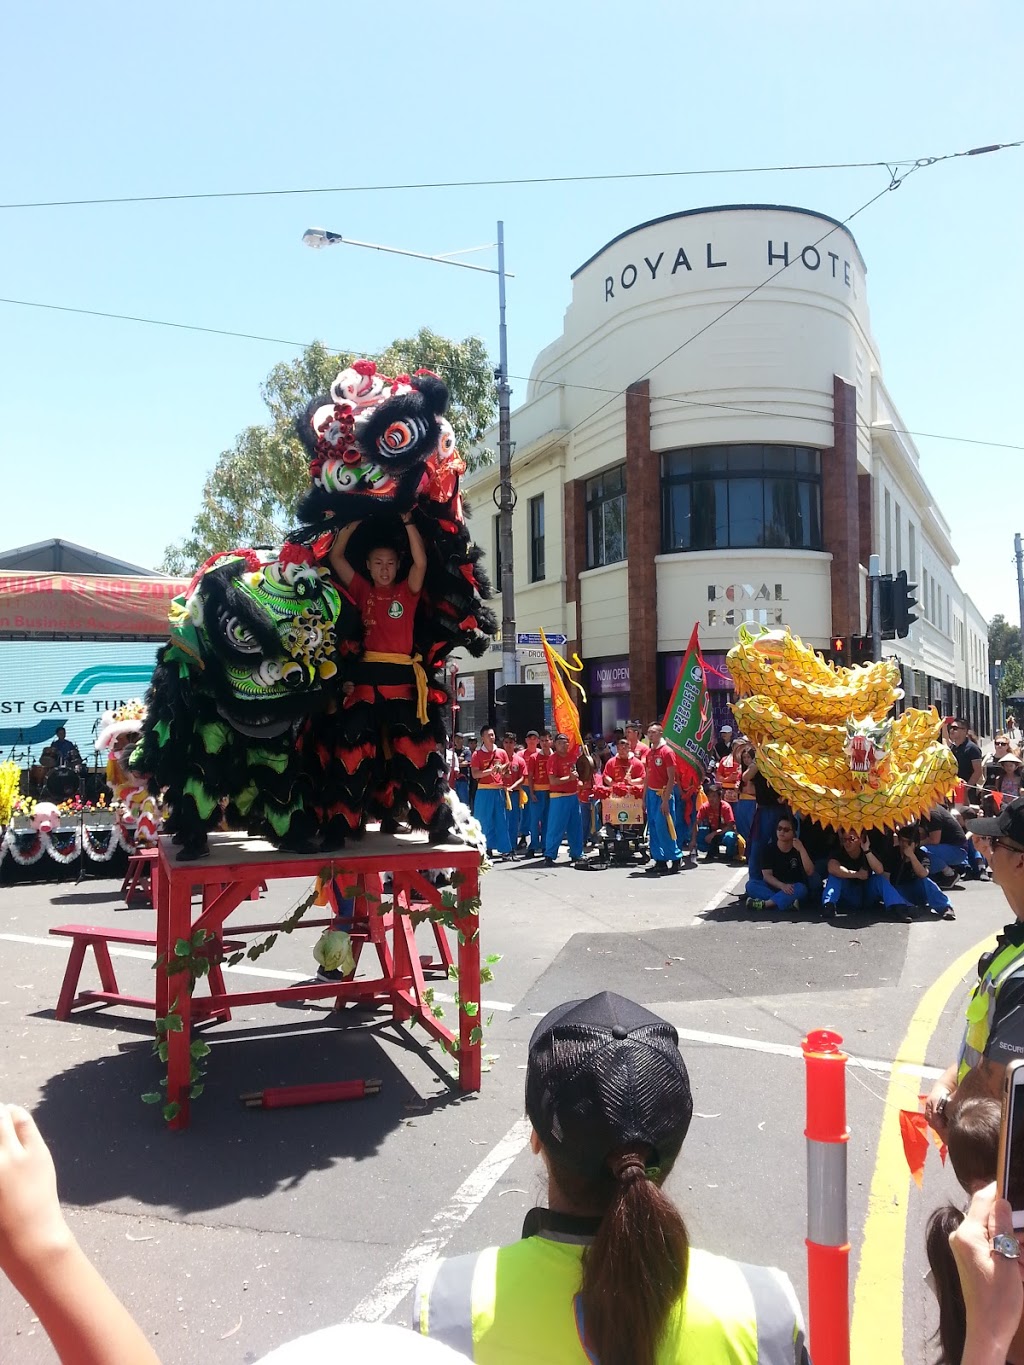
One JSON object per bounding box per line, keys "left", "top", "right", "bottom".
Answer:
{"left": 50, "top": 924, "right": 243, "bottom": 1022}
{"left": 121, "top": 848, "right": 158, "bottom": 906}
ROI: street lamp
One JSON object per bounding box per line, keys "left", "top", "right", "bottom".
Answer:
{"left": 302, "top": 223, "right": 518, "bottom": 693}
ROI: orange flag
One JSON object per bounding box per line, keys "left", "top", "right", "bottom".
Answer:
{"left": 540, "top": 630, "right": 587, "bottom": 761}
{"left": 900, "top": 1104, "right": 948, "bottom": 1188}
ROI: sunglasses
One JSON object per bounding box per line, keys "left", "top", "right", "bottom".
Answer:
{"left": 984, "top": 837, "right": 1024, "bottom": 855}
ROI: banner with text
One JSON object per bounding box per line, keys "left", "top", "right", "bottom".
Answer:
{"left": 660, "top": 623, "right": 713, "bottom": 787}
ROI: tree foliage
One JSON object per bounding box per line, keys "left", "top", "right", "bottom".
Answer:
{"left": 162, "top": 330, "right": 495, "bottom": 573}
{"left": 1000, "top": 656, "right": 1024, "bottom": 703}
{"left": 989, "top": 614, "right": 1022, "bottom": 669}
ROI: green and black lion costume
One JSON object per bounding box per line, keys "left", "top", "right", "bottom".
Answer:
{"left": 135, "top": 361, "right": 496, "bottom": 858}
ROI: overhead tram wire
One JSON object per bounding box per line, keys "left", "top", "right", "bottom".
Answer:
{"left": 0, "top": 141, "right": 1018, "bottom": 211}
{"left": 0, "top": 291, "right": 1020, "bottom": 456}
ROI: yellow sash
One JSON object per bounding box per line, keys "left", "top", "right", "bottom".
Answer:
{"left": 363, "top": 651, "right": 429, "bottom": 725}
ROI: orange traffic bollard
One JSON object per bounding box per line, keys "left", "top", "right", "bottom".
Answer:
{"left": 803, "top": 1028, "right": 850, "bottom": 1365}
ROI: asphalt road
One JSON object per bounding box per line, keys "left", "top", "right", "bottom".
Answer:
{"left": 0, "top": 851, "right": 1010, "bottom": 1364}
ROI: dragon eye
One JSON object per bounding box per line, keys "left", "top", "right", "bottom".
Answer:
{"left": 376, "top": 415, "right": 428, "bottom": 460}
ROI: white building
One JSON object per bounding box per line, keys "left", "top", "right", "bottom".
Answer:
{"left": 455, "top": 205, "right": 990, "bottom": 740}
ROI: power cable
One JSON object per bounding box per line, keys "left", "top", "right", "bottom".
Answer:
{"left": 0, "top": 142, "right": 1018, "bottom": 211}
{"left": 0, "top": 289, "right": 1019, "bottom": 454}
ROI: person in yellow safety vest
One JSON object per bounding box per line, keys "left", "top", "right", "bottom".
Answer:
{"left": 925, "top": 796, "right": 1024, "bottom": 1140}
{"left": 414, "top": 991, "right": 808, "bottom": 1365}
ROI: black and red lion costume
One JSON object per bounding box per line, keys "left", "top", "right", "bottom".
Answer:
{"left": 135, "top": 360, "right": 495, "bottom": 857}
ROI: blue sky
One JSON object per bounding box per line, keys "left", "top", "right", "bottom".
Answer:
{"left": 1, "top": 1, "right": 1020, "bottom": 623}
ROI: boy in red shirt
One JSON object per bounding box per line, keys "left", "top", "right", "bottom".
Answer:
{"left": 543, "top": 734, "right": 585, "bottom": 867}
{"left": 696, "top": 780, "right": 739, "bottom": 862}
{"left": 470, "top": 726, "right": 513, "bottom": 858}
{"left": 643, "top": 723, "right": 682, "bottom": 874}
{"left": 501, "top": 732, "right": 528, "bottom": 855}
{"left": 323, "top": 514, "right": 451, "bottom": 837}
{"left": 603, "top": 736, "right": 645, "bottom": 796}
{"left": 524, "top": 730, "right": 553, "bottom": 858}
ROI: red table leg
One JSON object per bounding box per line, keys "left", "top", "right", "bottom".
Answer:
{"left": 153, "top": 855, "right": 170, "bottom": 1019}
{"left": 455, "top": 864, "right": 481, "bottom": 1092}
{"left": 163, "top": 871, "right": 194, "bottom": 1130}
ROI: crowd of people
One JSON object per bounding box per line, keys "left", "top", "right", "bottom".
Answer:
{"left": 445, "top": 714, "right": 1001, "bottom": 921}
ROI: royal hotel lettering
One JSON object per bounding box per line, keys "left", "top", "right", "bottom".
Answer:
{"left": 603, "top": 241, "right": 853, "bottom": 301}
{"left": 706, "top": 582, "right": 786, "bottom": 628}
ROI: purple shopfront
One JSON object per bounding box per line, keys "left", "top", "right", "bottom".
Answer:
{"left": 587, "top": 657, "right": 631, "bottom": 737}
{"left": 658, "top": 651, "right": 736, "bottom": 736}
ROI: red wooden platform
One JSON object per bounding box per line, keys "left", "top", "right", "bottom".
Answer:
{"left": 152, "top": 832, "right": 482, "bottom": 1130}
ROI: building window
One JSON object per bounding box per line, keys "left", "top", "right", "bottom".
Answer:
{"left": 661, "top": 444, "right": 822, "bottom": 553}
{"left": 895, "top": 502, "right": 902, "bottom": 572}
{"left": 586, "top": 464, "right": 627, "bottom": 568}
{"left": 529, "top": 495, "right": 545, "bottom": 582}
{"left": 908, "top": 522, "right": 917, "bottom": 580}
{"left": 884, "top": 489, "right": 892, "bottom": 574}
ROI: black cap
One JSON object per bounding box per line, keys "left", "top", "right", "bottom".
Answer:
{"left": 525, "top": 991, "right": 693, "bottom": 1179}
{"left": 968, "top": 795, "right": 1024, "bottom": 845}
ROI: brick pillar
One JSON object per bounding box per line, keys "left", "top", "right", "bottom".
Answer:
{"left": 626, "top": 380, "right": 659, "bottom": 725}
{"left": 563, "top": 478, "right": 586, "bottom": 659}
{"left": 822, "top": 376, "right": 860, "bottom": 638}
{"left": 857, "top": 472, "right": 873, "bottom": 570}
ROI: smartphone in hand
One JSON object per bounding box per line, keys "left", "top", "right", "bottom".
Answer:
{"left": 997, "top": 1059, "right": 1024, "bottom": 1228}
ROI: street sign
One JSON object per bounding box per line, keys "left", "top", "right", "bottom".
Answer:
{"left": 516, "top": 631, "right": 567, "bottom": 647}
{"left": 516, "top": 648, "right": 544, "bottom": 661}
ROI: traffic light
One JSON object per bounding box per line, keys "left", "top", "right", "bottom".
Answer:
{"left": 829, "top": 637, "right": 847, "bottom": 664}
{"left": 878, "top": 575, "right": 896, "bottom": 638}
{"left": 893, "top": 569, "right": 918, "bottom": 638}
{"left": 850, "top": 635, "right": 873, "bottom": 664}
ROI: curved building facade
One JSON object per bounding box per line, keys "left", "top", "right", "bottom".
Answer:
{"left": 457, "top": 205, "right": 990, "bottom": 739}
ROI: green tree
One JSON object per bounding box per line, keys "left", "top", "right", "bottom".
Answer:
{"left": 999, "top": 656, "right": 1024, "bottom": 703}
{"left": 162, "top": 330, "right": 495, "bottom": 573}
{"left": 989, "top": 614, "right": 1022, "bottom": 669}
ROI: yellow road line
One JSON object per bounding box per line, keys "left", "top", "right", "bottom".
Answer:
{"left": 849, "top": 936, "right": 991, "bottom": 1361}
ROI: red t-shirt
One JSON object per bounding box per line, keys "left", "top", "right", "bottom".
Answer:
{"left": 603, "top": 754, "right": 645, "bottom": 794}
{"left": 502, "top": 751, "right": 528, "bottom": 789}
{"left": 702, "top": 799, "right": 735, "bottom": 832}
{"left": 471, "top": 747, "right": 506, "bottom": 789}
{"left": 527, "top": 750, "right": 552, "bottom": 790}
{"left": 644, "top": 743, "right": 676, "bottom": 791}
{"left": 548, "top": 752, "right": 579, "bottom": 795}
{"left": 348, "top": 574, "right": 419, "bottom": 655}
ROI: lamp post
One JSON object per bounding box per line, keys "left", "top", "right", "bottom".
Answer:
{"left": 302, "top": 224, "right": 518, "bottom": 693}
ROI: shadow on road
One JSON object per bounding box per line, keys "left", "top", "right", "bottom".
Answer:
{"left": 703, "top": 895, "right": 919, "bottom": 929}
{"left": 32, "top": 1012, "right": 471, "bottom": 1216}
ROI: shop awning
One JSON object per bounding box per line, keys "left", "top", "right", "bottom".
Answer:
{"left": 0, "top": 571, "right": 187, "bottom": 638}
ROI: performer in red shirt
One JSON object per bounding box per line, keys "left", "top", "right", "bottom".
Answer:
{"left": 325, "top": 514, "right": 451, "bottom": 836}
{"left": 603, "top": 737, "right": 645, "bottom": 796}
{"left": 543, "top": 734, "right": 584, "bottom": 867}
{"left": 501, "top": 732, "right": 528, "bottom": 855}
{"left": 696, "top": 780, "right": 739, "bottom": 862}
{"left": 643, "top": 723, "right": 682, "bottom": 874}
{"left": 470, "top": 726, "right": 512, "bottom": 858}
{"left": 524, "top": 730, "right": 553, "bottom": 858}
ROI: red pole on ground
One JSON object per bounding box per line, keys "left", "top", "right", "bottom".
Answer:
{"left": 803, "top": 1028, "right": 850, "bottom": 1365}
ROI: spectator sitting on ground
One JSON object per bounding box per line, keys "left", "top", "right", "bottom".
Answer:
{"left": 745, "top": 813, "right": 814, "bottom": 911}
{"left": 919, "top": 806, "right": 973, "bottom": 885}
{"left": 696, "top": 781, "right": 740, "bottom": 863}
{"left": 886, "top": 824, "right": 957, "bottom": 921}
{"left": 822, "top": 828, "right": 914, "bottom": 920}
{"left": 414, "top": 991, "right": 808, "bottom": 1364}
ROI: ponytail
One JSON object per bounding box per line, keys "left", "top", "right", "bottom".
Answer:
{"left": 557, "top": 1147, "right": 689, "bottom": 1365}
{"left": 924, "top": 1204, "right": 967, "bottom": 1364}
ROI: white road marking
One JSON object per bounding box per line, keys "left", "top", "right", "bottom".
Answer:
{"left": 348, "top": 1116, "right": 534, "bottom": 1324}
{"left": 695, "top": 865, "right": 747, "bottom": 918}
{"left": 669, "top": 1025, "right": 943, "bottom": 1080}
{"left": 0, "top": 934, "right": 514, "bottom": 1008}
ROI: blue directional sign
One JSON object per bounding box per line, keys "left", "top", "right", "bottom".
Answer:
{"left": 516, "top": 631, "right": 567, "bottom": 647}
